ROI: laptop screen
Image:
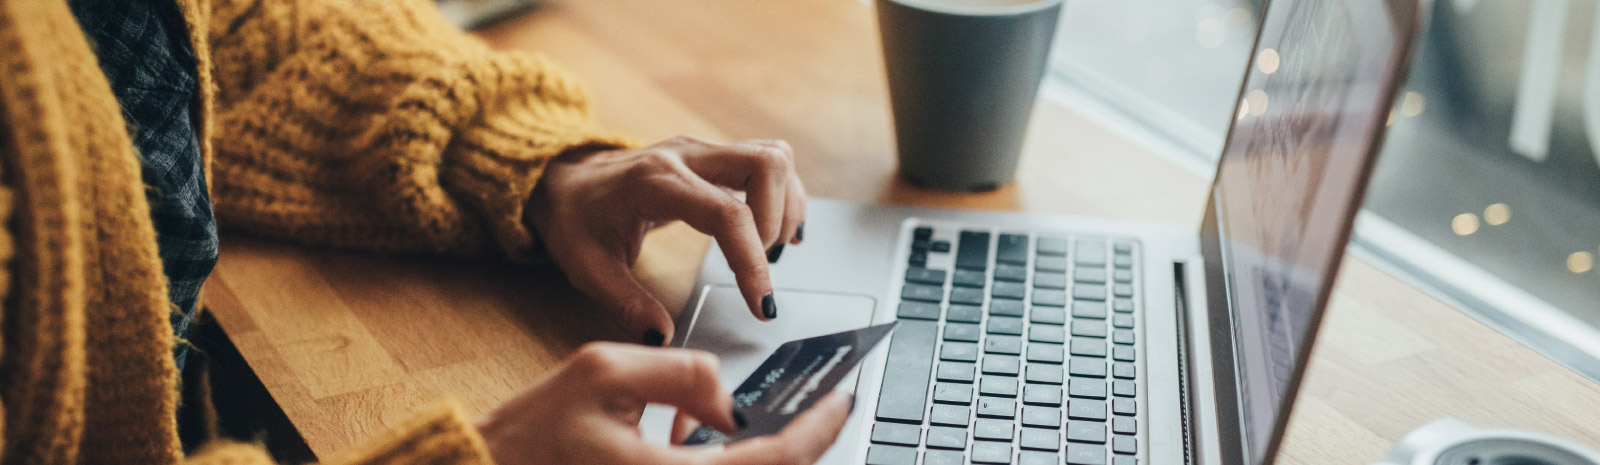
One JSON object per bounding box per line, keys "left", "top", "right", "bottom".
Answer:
{"left": 1208, "top": 0, "right": 1414, "bottom": 462}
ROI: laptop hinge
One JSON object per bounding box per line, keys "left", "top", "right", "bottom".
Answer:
{"left": 1173, "top": 261, "right": 1199, "bottom": 465}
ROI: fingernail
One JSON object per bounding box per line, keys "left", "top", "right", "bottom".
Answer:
{"left": 643, "top": 329, "right": 665, "bottom": 347}
{"left": 795, "top": 223, "right": 805, "bottom": 243}
{"left": 732, "top": 408, "right": 748, "bottom": 431}
{"left": 761, "top": 293, "right": 777, "bottom": 319}
{"left": 766, "top": 243, "right": 785, "bottom": 263}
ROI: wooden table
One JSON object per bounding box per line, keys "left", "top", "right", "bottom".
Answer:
{"left": 202, "top": 0, "right": 1600, "bottom": 462}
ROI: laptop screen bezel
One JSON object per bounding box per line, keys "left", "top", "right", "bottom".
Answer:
{"left": 1195, "top": 0, "right": 1424, "bottom": 463}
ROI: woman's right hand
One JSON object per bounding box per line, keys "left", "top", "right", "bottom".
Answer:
{"left": 478, "top": 342, "right": 854, "bottom": 465}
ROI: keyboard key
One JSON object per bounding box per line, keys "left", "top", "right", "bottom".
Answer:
{"left": 972, "top": 441, "right": 1013, "bottom": 464}
{"left": 977, "top": 397, "right": 1016, "bottom": 419}
{"left": 906, "top": 267, "right": 947, "bottom": 285}
{"left": 914, "top": 239, "right": 932, "bottom": 250}
{"left": 980, "top": 376, "right": 1020, "bottom": 397}
{"left": 1073, "top": 320, "right": 1108, "bottom": 338}
{"left": 925, "top": 449, "right": 963, "bottom": 465}
{"left": 1030, "top": 307, "right": 1066, "bottom": 325}
{"left": 1112, "top": 346, "right": 1135, "bottom": 362}
{"left": 1112, "top": 416, "right": 1136, "bottom": 435}
{"left": 1071, "top": 338, "right": 1107, "bottom": 357}
{"left": 941, "top": 342, "right": 978, "bottom": 362}
{"left": 1114, "top": 255, "right": 1133, "bottom": 269}
{"left": 1029, "top": 325, "right": 1066, "bottom": 343}
{"left": 1067, "top": 421, "right": 1107, "bottom": 443}
{"left": 1025, "top": 364, "right": 1064, "bottom": 385}
{"left": 1021, "top": 451, "right": 1059, "bottom": 465}
{"left": 1032, "top": 289, "right": 1067, "bottom": 307}
{"left": 1113, "top": 398, "right": 1136, "bottom": 416}
{"left": 875, "top": 321, "right": 937, "bottom": 423}
{"left": 901, "top": 284, "right": 943, "bottom": 303}
{"left": 950, "top": 287, "right": 985, "bottom": 305}
{"left": 973, "top": 419, "right": 1014, "bottom": 442}
{"left": 913, "top": 227, "right": 933, "bottom": 240}
{"left": 985, "top": 336, "right": 1022, "bottom": 355}
{"left": 932, "top": 240, "right": 952, "bottom": 253}
{"left": 1113, "top": 270, "right": 1133, "bottom": 283}
{"left": 1074, "top": 284, "right": 1108, "bottom": 301}
{"left": 1068, "top": 378, "right": 1107, "bottom": 399}
{"left": 1112, "top": 380, "right": 1136, "bottom": 397}
{"left": 1112, "top": 363, "right": 1135, "bottom": 379}
{"left": 934, "top": 383, "right": 974, "bottom": 404}
{"left": 945, "top": 323, "right": 981, "bottom": 342}
{"left": 937, "top": 362, "right": 976, "bottom": 383}
{"left": 909, "top": 250, "right": 927, "bottom": 267}
{"left": 988, "top": 317, "right": 1024, "bottom": 335}
{"left": 1114, "top": 242, "right": 1133, "bottom": 254}
{"left": 1034, "top": 272, "right": 1067, "bottom": 289}
{"left": 929, "top": 404, "right": 970, "bottom": 426}
{"left": 953, "top": 269, "right": 986, "bottom": 288}
{"left": 1069, "top": 357, "right": 1107, "bottom": 378}
{"left": 1073, "top": 301, "right": 1108, "bottom": 319}
{"left": 983, "top": 355, "right": 1020, "bottom": 376}
{"left": 1112, "top": 314, "right": 1135, "bottom": 329}
{"left": 1075, "top": 240, "right": 1107, "bottom": 266}
{"left": 1023, "top": 385, "right": 1062, "bottom": 406}
{"left": 1036, "top": 256, "right": 1068, "bottom": 272}
{"left": 1074, "top": 268, "right": 1107, "bottom": 283}
{"left": 866, "top": 445, "right": 917, "bottom": 465}
{"left": 1021, "top": 406, "right": 1061, "bottom": 428}
{"left": 948, "top": 304, "right": 983, "bottom": 323}
{"left": 1114, "top": 456, "right": 1135, "bottom": 465}
{"left": 1113, "top": 284, "right": 1134, "bottom": 298}
{"left": 1020, "top": 428, "right": 1060, "bottom": 451}
{"left": 871, "top": 422, "right": 922, "bottom": 446}
{"left": 997, "top": 234, "right": 1029, "bottom": 265}
{"left": 1113, "top": 299, "right": 1134, "bottom": 313}
{"left": 1026, "top": 342, "right": 1064, "bottom": 364}
{"left": 1112, "top": 330, "right": 1135, "bottom": 345}
{"left": 995, "top": 264, "right": 1027, "bottom": 282}
{"left": 1037, "top": 236, "right": 1069, "bottom": 256}
{"left": 926, "top": 426, "right": 968, "bottom": 450}
{"left": 991, "top": 299, "right": 1025, "bottom": 317}
{"left": 1068, "top": 399, "right": 1108, "bottom": 421}
{"left": 956, "top": 231, "right": 991, "bottom": 270}
{"left": 1113, "top": 436, "right": 1136, "bottom": 455}
{"left": 897, "top": 302, "right": 941, "bottom": 320}
{"left": 1067, "top": 443, "right": 1107, "bottom": 465}
{"left": 992, "top": 282, "right": 1027, "bottom": 300}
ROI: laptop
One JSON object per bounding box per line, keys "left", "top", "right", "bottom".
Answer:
{"left": 641, "top": 0, "right": 1423, "bottom": 464}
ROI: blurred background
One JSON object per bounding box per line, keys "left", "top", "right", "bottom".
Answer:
{"left": 1049, "top": 0, "right": 1600, "bottom": 379}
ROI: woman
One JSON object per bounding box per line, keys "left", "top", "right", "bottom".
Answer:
{"left": 0, "top": 0, "right": 850, "bottom": 463}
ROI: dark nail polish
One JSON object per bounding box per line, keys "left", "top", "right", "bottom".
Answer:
{"left": 732, "top": 408, "right": 748, "bottom": 431}
{"left": 796, "top": 223, "right": 805, "bottom": 243}
{"left": 766, "top": 243, "right": 785, "bottom": 263}
{"left": 642, "top": 329, "right": 665, "bottom": 347}
{"left": 848, "top": 393, "right": 858, "bottom": 413}
{"left": 761, "top": 293, "right": 777, "bottom": 319}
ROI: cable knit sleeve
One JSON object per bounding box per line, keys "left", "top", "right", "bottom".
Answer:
{"left": 185, "top": 404, "right": 494, "bottom": 465}
{"left": 206, "top": 0, "right": 630, "bottom": 261}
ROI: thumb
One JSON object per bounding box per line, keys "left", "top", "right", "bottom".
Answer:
{"left": 565, "top": 245, "right": 677, "bottom": 346}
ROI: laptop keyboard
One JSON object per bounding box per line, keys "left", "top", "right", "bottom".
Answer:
{"left": 868, "top": 226, "right": 1141, "bottom": 465}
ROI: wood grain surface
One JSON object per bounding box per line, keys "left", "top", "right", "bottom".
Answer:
{"left": 201, "top": 0, "right": 1600, "bottom": 461}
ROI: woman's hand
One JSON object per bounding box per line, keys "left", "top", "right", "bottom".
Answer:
{"left": 527, "top": 136, "right": 807, "bottom": 345}
{"left": 478, "top": 342, "right": 853, "bottom": 465}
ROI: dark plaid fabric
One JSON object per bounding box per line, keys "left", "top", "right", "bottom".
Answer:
{"left": 70, "top": 0, "right": 217, "bottom": 372}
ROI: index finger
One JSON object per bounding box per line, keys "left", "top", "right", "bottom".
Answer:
{"left": 640, "top": 160, "right": 776, "bottom": 321}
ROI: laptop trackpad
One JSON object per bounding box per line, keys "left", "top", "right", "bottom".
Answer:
{"left": 679, "top": 285, "right": 879, "bottom": 390}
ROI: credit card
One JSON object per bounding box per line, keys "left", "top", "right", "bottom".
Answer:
{"left": 682, "top": 321, "right": 897, "bottom": 445}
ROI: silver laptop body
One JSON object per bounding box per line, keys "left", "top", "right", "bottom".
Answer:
{"left": 644, "top": 0, "right": 1423, "bottom": 464}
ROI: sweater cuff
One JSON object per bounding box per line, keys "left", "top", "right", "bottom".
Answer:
{"left": 328, "top": 403, "right": 494, "bottom": 465}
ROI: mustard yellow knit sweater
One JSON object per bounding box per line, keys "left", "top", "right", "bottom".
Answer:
{"left": 0, "top": 0, "right": 626, "bottom": 463}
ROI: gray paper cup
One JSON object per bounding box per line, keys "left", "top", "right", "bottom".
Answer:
{"left": 877, "top": 0, "right": 1062, "bottom": 191}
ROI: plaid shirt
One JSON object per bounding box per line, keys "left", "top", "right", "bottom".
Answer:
{"left": 70, "top": 0, "right": 217, "bottom": 371}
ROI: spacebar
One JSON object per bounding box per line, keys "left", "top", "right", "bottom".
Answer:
{"left": 874, "top": 320, "right": 937, "bottom": 423}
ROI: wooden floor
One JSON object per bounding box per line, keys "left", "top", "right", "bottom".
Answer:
{"left": 201, "top": 0, "right": 1600, "bottom": 462}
